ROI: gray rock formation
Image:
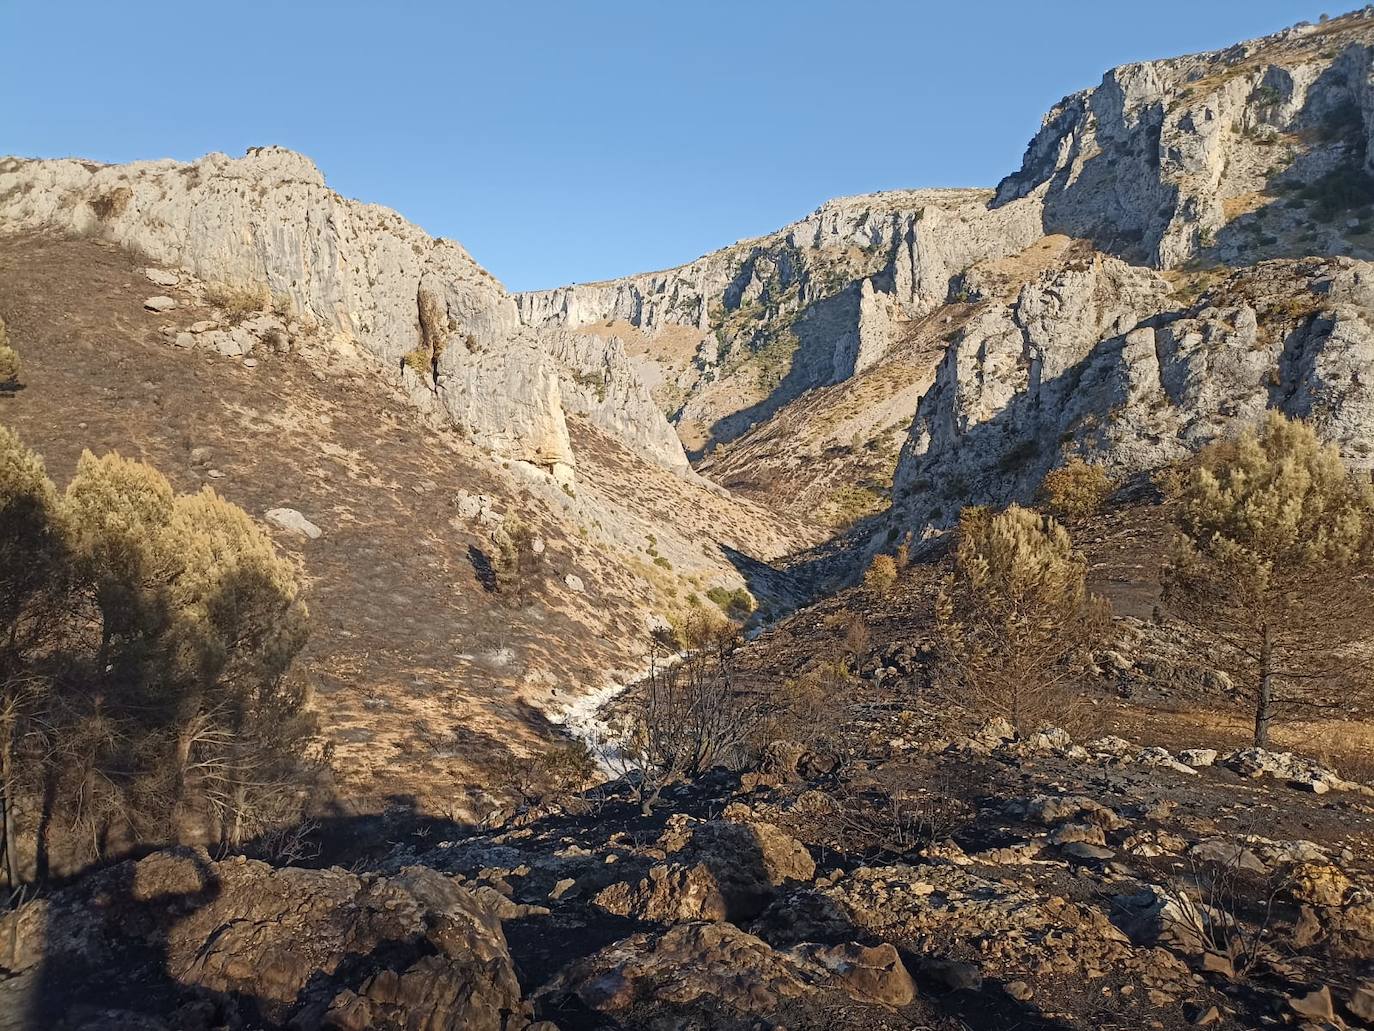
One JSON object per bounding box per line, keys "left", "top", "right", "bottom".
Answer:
{"left": 994, "top": 9, "right": 1374, "bottom": 269}
{"left": 0, "top": 148, "right": 687, "bottom": 479}
{"left": 517, "top": 190, "right": 1042, "bottom": 450}
{"left": 891, "top": 254, "right": 1374, "bottom": 526}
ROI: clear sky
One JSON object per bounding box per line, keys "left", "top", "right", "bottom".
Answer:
{"left": 4, "top": 1, "right": 1337, "bottom": 291}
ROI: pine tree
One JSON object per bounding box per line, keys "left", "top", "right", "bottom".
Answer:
{"left": 935, "top": 504, "right": 1107, "bottom": 732}
{"left": 1162, "top": 412, "right": 1374, "bottom": 747}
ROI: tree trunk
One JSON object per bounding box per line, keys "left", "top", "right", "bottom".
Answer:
{"left": 1254, "top": 623, "right": 1274, "bottom": 749}
{"left": 0, "top": 728, "right": 14, "bottom": 896}
{"left": 35, "top": 765, "right": 57, "bottom": 882}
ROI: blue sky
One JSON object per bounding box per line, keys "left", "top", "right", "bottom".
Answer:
{"left": 4, "top": 1, "right": 1335, "bottom": 291}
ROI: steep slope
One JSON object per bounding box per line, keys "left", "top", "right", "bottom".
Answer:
{"left": 0, "top": 231, "right": 797, "bottom": 815}
{"left": 0, "top": 148, "right": 689, "bottom": 479}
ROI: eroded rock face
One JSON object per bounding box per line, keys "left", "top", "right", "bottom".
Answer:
{"left": 0, "top": 149, "right": 689, "bottom": 478}
{"left": 0, "top": 849, "right": 534, "bottom": 1031}
{"left": 994, "top": 11, "right": 1374, "bottom": 269}
{"left": 892, "top": 256, "right": 1374, "bottom": 525}
{"left": 516, "top": 189, "right": 1043, "bottom": 451}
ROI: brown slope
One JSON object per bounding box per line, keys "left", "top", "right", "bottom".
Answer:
{"left": 0, "top": 233, "right": 635, "bottom": 814}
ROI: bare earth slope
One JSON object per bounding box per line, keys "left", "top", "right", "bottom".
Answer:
{"left": 0, "top": 233, "right": 799, "bottom": 815}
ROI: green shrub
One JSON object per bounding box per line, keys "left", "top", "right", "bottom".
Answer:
{"left": 863, "top": 553, "right": 898, "bottom": 596}
{"left": 706, "top": 585, "right": 754, "bottom": 621}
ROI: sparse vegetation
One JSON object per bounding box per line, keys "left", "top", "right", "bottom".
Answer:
{"left": 490, "top": 514, "right": 543, "bottom": 607}
{"left": 493, "top": 740, "right": 597, "bottom": 813}
{"left": 204, "top": 281, "right": 270, "bottom": 320}
{"left": 705, "top": 585, "right": 754, "bottom": 621}
{"left": 1162, "top": 412, "right": 1374, "bottom": 747}
{"left": 0, "top": 317, "right": 19, "bottom": 388}
{"left": 825, "top": 483, "right": 885, "bottom": 526}
{"left": 935, "top": 505, "right": 1107, "bottom": 733}
{"left": 863, "top": 553, "right": 898, "bottom": 596}
{"left": 1039, "top": 458, "right": 1114, "bottom": 521}
{"left": 1299, "top": 160, "right": 1374, "bottom": 222}
{"left": 602, "top": 613, "right": 759, "bottom": 814}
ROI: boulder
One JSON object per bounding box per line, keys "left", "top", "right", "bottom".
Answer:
{"left": 1191, "top": 838, "right": 1268, "bottom": 875}
{"left": 0, "top": 850, "right": 535, "bottom": 1030}
{"left": 143, "top": 295, "right": 177, "bottom": 312}
{"left": 266, "top": 507, "right": 322, "bottom": 540}
{"left": 1113, "top": 886, "right": 1208, "bottom": 953}
{"left": 1348, "top": 983, "right": 1374, "bottom": 1023}
{"left": 593, "top": 819, "right": 815, "bottom": 923}
{"left": 801, "top": 942, "right": 915, "bottom": 1005}
{"left": 1179, "top": 749, "right": 1218, "bottom": 768}
{"left": 1289, "top": 986, "right": 1335, "bottom": 1022}
{"left": 1220, "top": 748, "right": 1341, "bottom": 793}
{"left": 144, "top": 268, "right": 179, "bottom": 287}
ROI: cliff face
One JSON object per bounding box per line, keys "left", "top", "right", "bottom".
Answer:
{"left": 994, "top": 9, "right": 1374, "bottom": 269}
{"left": 0, "top": 148, "right": 690, "bottom": 479}
{"left": 886, "top": 10, "right": 1374, "bottom": 536}
{"left": 516, "top": 190, "right": 1042, "bottom": 453}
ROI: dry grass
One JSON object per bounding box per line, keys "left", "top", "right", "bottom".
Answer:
{"left": 203, "top": 281, "right": 270, "bottom": 320}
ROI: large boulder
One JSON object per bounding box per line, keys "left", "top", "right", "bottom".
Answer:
{"left": 592, "top": 818, "right": 815, "bottom": 923}
{"left": 0, "top": 849, "right": 535, "bottom": 1031}
{"left": 540, "top": 921, "right": 915, "bottom": 1029}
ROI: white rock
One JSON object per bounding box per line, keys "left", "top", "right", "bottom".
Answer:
{"left": 144, "top": 268, "right": 179, "bottom": 287}
{"left": 1179, "top": 749, "right": 1218, "bottom": 768}
{"left": 173, "top": 332, "right": 195, "bottom": 349}
{"left": 265, "top": 507, "right": 321, "bottom": 540}
{"left": 565, "top": 573, "right": 584, "bottom": 592}
{"left": 143, "top": 296, "right": 177, "bottom": 312}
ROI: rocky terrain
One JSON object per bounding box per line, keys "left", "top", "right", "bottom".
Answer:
{"left": 5, "top": 6, "right": 1374, "bottom": 1030}
{"left": 8, "top": 682, "right": 1374, "bottom": 1030}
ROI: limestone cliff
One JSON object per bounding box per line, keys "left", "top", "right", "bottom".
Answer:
{"left": 0, "top": 148, "right": 690, "bottom": 479}
{"left": 517, "top": 190, "right": 1042, "bottom": 453}
{"left": 886, "top": 9, "right": 1374, "bottom": 537}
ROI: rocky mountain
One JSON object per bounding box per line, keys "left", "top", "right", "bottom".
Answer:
{"left": 0, "top": 148, "right": 690, "bottom": 480}
{"left": 8, "top": 7, "right": 1374, "bottom": 1031}
{"left": 520, "top": 8, "right": 1374, "bottom": 548}
{"left": 0, "top": 182, "right": 804, "bottom": 816}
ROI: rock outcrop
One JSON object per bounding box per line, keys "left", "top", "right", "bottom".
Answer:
{"left": 0, "top": 849, "right": 535, "bottom": 1031}
{"left": 0, "top": 149, "right": 691, "bottom": 479}
{"left": 995, "top": 9, "right": 1374, "bottom": 269}
{"left": 517, "top": 189, "right": 1042, "bottom": 452}
{"left": 891, "top": 254, "right": 1374, "bottom": 525}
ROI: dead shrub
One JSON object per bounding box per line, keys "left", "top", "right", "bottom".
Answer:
{"left": 1039, "top": 458, "right": 1114, "bottom": 521}
{"left": 204, "top": 282, "right": 270, "bottom": 321}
